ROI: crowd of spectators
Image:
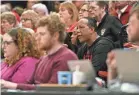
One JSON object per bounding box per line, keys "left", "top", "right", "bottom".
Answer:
{"left": 0, "top": 0, "right": 139, "bottom": 92}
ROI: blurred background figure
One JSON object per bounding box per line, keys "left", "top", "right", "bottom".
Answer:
{"left": 89, "top": 1, "right": 122, "bottom": 48}
{"left": 53, "top": 1, "right": 63, "bottom": 13}
{"left": 108, "top": 1, "right": 117, "bottom": 17}
{"left": 12, "top": 6, "right": 24, "bottom": 17}
{"left": 59, "top": 2, "right": 78, "bottom": 51}
{"left": 32, "top": 3, "right": 49, "bottom": 17}
{"left": 20, "top": 10, "right": 39, "bottom": 32}
{"left": 1, "top": 12, "right": 17, "bottom": 35}
{"left": 72, "top": 0, "right": 85, "bottom": 11}
{"left": 59, "top": 1, "right": 78, "bottom": 33}
{"left": 79, "top": 3, "right": 89, "bottom": 19}
{"left": 26, "top": 0, "right": 39, "bottom": 10}
{"left": 0, "top": 3, "right": 12, "bottom": 13}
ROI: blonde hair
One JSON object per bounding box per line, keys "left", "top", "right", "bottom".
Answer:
{"left": 1, "top": 12, "right": 16, "bottom": 26}
{"left": 21, "top": 10, "right": 39, "bottom": 29}
{"left": 60, "top": 2, "right": 78, "bottom": 22}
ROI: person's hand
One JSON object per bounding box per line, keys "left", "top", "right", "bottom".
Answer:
{"left": 0, "top": 79, "right": 17, "bottom": 89}
{"left": 129, "top": 44, "right": 139, "bottom": 49}
{"left": 106, "top": 51, "right": 118, "bottom": 80}
{"left": 0, "top": 79, "right": 5, "bottom": 88}
{"left": 124, "top": 42, "right": 139, "bottom": 49}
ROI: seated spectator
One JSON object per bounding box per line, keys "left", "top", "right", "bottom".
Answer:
{"left": 59, "top": 2, "right": 79, "bottom": 51}
{"left": 79, "top": 3, "right": 89, "bottom": 19}
{"left": 77, "top": 17, "right": 115, "bottom": 81}
{"left": 121, "top": 1, "right": 139, "bottom": 47}
{"left": 20, "top": 10, "right": 39, "bottom": 32}
{"left": 0, "top": 27, "right": 41, "bottom": 84}
{"left": 1, "top": 12, "right": 78, "bottom": 90}
{"left": 1, "top": 12, "right": 17, "bottom": 35}
{"left": 107, "top": 5, "right": 139, "bottom": 91}
{"left": 89, "top": 1, "right": 122, "bottom": 48}
{"left": 71, "top": 2, "right": 90, "bottom": 53}
{"left": 32, "top": 3, "right": 49, "bottom": 17}
{"left": 59, "top": 2, "right": 78, "bottom": 33}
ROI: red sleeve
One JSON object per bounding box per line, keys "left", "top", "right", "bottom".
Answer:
{"left": 17, "top": 83, "right": 36, "bottom": 90}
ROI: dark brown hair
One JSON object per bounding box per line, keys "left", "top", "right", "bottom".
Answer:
{"left": 96, "top": 1, "right": 108, "bottom": 11}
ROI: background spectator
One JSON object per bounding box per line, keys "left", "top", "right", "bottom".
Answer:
{"left": 1, "top": 12, "right": 17, "bottom": 35}
{"left": 89, "top": 1, "right": 122, "bottom": 48}
{"left": 59, "top": 2, "right": 78, "bottom": 33}
{"left": 20, "top": 10, "right": 39, "bottom": 32}
{"left": 32, "top": 3, "right": 49, "bottom": 17}
{"left": 79, "top": 3, "right": 89, "bottom": 19}
{"left": 77, "top": 17, "right": 115, "bottom": 81}
{"left": 26, "top": 0, "right": 39, "bottom": 10}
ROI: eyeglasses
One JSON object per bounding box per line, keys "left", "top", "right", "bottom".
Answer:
{"left": 21, "top": 18, "right": 32, "bottom": 22}
{"left": 80, "top": 9, "right": 89, "bottom": 12}
{"left": 2, "top": 41, "right": 14, "bottom": 46}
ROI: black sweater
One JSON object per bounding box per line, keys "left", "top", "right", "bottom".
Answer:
{"left": 77, "top": 37, "right": 115, "bottom": 79}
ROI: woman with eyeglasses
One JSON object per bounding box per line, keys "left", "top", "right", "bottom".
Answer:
{"left": 71, "top": 3, "right": 89, "bottom": 54}
{"left": 79, "top": 3, "right": 89, "bottom": 19}
{"left": 0, "top": 27, "right": 41, "bottom": 84}
{"left": 20, "top": 10, "right": 39, "bottom": 32}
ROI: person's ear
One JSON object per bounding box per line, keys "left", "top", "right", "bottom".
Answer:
{"left": 11, "top": 23, "right": 15, "bottom": 27}
{"left": 101, "top": 6, "right": 106, "bottom": 13}
{"left": 90, "top": 27, "right": 95, "bottom": 32}
{"left": 53, "top": 32, "right": 59, "bottom": 41}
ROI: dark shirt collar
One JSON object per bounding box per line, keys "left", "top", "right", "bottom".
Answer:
{"left": 87, "top": 36, "right": 101, "bottom": 48}
{"left": 97, "top": 13, "right": 108, "bottom": 29}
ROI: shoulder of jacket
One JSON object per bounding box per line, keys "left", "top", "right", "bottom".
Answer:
{"left": 97, "top": 37, "right": 115, "bottom": 46}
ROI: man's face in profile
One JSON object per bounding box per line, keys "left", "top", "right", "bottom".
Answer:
{"left": 127, "top": 13, "right": 139, "bottom": 43}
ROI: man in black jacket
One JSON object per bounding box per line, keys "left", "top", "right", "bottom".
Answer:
{"left": 77, "top": 17, "right": 115, "bottom": 80}
{"left": 89, "top": 1, "right": 123, "bottom": 48}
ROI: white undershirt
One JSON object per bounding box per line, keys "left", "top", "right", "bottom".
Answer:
{"left": 118, "top": 5, "right": 128, "bottom": 19}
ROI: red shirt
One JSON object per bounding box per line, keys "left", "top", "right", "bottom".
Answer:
{"left": 66, "top": 22, "right": 78, "bottom": 33}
